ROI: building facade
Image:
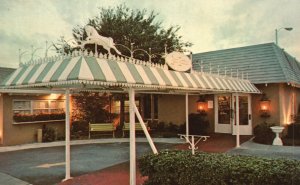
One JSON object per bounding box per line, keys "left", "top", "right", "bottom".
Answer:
{"left": 158, "top": 43, "right": 300, "bottom": 135}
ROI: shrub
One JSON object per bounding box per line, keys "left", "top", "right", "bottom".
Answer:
{"left": 42, "top": 125, "right": 56, "bottom": 142}
{"left": 139, "top": 150, "right": 300, "bottom": 185}
{"left": 286, "top": 123, "right": 300, "bottom": 139}
{"left": 71, "top": 120, "right": 89, "bottom": 136}
{"left": 188, "top": 113, "right": 209, "bottom": 135}
{"left": 156, "top": 122, "right": 166, "bottom": 132}
{"left": 253, "top": 122, "right": 275, "bottom": 144}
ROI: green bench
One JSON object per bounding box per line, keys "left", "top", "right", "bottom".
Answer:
{"left": 123, "top": 122, "right": 149, "bottom": 137}
{"left": 89, "top": 123, "right": 115, "bottom": 138}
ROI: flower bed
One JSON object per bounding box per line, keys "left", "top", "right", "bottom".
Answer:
{"left": 13, "top": 112, "right": 65, "bottom": 123}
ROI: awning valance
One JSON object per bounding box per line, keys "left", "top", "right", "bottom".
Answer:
{"left": 1, "top": 54, "right": 259, "bottom": 93}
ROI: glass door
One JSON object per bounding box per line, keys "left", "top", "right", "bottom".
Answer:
{"left": 232, "top": 94, "right": 252, "bottom": 135}
{"left": 215, "top": 94, "right": 252, "bottom": 135}
{"left": 214, "top": 95, "right": 232, "bottom": 133}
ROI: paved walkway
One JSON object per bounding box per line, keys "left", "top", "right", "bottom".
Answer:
{"left": 228, "top": 139, "right": 300, "bottom": 160}
{"left": 0, "top": 138, "right": 183, "bottom": 185}
{"left": 59, "top": 135, "right": 300, "bottom": 185}
{"left": 1, "top": 135, "right": 299, "bottom": 185}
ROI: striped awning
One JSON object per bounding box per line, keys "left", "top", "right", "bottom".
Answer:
{"left": 1, "top": 55, "right": 260, "bottom": 93}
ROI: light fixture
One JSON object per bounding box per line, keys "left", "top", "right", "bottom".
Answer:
{"left": 197, "top": 96, "right": 206, "bottom": 113}
{"left": 275, "top": 27, "right": 293, "bottom": 45}
{"left": 260, "top": 93, "right": 270, "bottom": 118}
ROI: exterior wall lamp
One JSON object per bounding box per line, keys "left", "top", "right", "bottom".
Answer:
{"left": 260, "top": 93, "right": 270, "bottom": 118}
{"left": 197, "top": 96, "right": 207, "bottom": 114}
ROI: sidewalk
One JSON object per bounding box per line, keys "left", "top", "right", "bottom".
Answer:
{"left": 228, "top": 139, "right": 300, "bottom": 160}
{"left": 0, "top": 172, "right": 31, "bottom": 185}
{"left": 0, "top": 137, "right": 184, "bottom": 153}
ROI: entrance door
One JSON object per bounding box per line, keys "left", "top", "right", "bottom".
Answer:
{"left": 215, "top": 94, "right": 252, "bottom": 135}
{"left": 214, "top": 95, "right": 232, "bottom": 133}
{"left": 232, "top": 94, "right": 252, "bottom": 135}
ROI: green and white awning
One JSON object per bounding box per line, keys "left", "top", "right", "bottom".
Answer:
{"left": 1, "top": 55, "right": 259, "bottom": 93}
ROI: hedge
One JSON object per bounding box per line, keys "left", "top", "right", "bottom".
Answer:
{"left": 139, "top": 150, "right": 300, "bottom": 185}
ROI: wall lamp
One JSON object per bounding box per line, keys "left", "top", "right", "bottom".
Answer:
{"left": 197, "top": 96, "right": 207, "bottom": 114}
{"left": 260, "top": 93, "right": 270, "bottom": 118}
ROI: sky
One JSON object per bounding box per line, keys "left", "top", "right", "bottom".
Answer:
{"left": 0, "top": 0, "right": 300, "bottom": 68}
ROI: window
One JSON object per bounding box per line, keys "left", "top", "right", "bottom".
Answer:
{"left": 13, "top": 100, "right": 31, "bottom": 115}
{"left": 13, "top": 99, "right": 65, "bottom": 115}
{"left": 112, "top": 100, "right": 139, "bottom": 114}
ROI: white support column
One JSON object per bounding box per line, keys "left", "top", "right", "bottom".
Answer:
{"left": 191, "top": 136, "right": 195, "bottom": 155}
{"left": 133, "top": 104, "right": 158, "bottom": 154}
{"left": 185, "top": 93, "right": 189, "bottom": 142}
{"left": 64, "top": 89, "right": 71, "bottom": 181}
{"left": 236, "top": 93, "right": 240, "bottom": 148}
{"left": 129, "top": 88, "right": 136, "bottom": 185}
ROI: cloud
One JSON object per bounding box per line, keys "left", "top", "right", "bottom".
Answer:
{"left": 0, "top": 0, "right": 300, "bottom": 68}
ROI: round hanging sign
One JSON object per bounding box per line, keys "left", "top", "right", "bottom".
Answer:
{"left": 165, "top": 52, "right": 192, "bottom": 72}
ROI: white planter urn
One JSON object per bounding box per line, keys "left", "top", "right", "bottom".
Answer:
{"left": 270, "top": 126, "right": 284, "bottom": 146}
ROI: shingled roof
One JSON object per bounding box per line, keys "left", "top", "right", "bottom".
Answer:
{"left": 0, "top": 67, "right": 15, "bottom": 84}
{"left": 192, "top": 43, "right": 300, "bottom": 86}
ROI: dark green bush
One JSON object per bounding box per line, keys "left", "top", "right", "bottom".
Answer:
{"left": 286, "top": 123, "right": 300, "bottom": 139}
{"left": 42, "top": 125, "right": 56, "bottom": 142}
{"left": 71, "top": 120, "right": 89, "bottom": 137}
{"left": 188, "top": 113, "right": 209, "bottom": 135}
{"left": 139, "top": 150, "right": 300, "bottom": 185}
{"left": 253, "top": 122, "right": 275, "bottom": 144}
{"left": 156, "top": 121, "right": 166, "bottom": 132}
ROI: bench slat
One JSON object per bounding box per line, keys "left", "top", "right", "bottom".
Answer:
{"left": 89, "top": 123, "right": 115, "bottom": 138}
{"left": 122, "top": 122, "right": 149, "bottom": 137}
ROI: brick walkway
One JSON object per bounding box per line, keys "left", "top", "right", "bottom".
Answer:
{"left": 60, "top": 134, "right": 252, "bottom": 185}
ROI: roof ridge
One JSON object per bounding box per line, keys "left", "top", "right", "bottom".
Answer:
{"left": 272, "top": 44, "right": 290, "bottom": 83}
{"left": 273, "top": 44, "right": 300, "bottom": 85}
